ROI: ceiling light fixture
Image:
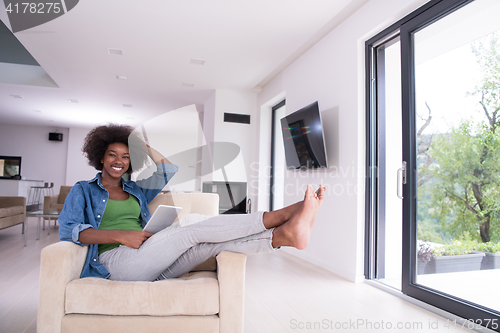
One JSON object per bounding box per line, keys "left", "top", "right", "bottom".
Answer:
{"left": 10, "top": 94, "right": 22, "bottom": 99}
{"left": 190, "top": 58, "right": 206, "bottom": 65}
{"left": 123, "top": 104, "right": 133, "bottom": 108}
{"left": 68, "top": 99, "right": 78, "bottom": 103}
{"left": 33, "top": 110, "right": 42, "bottom": 113}
{"left": 182, "top": 82, "right": 195, "bottom": 87}
{"left": 115, "top": 75, "right": 127, "bottom": 80}
{"left": 107, "top": 48, "right": 124, "bottom": 55}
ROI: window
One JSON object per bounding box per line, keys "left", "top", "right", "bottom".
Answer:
{"left": 366, "top": 0, "right": 500, "bottom": 329}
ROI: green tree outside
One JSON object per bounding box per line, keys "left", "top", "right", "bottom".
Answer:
{"left": 419, "top": 32, "right": 500, "bottom": 243}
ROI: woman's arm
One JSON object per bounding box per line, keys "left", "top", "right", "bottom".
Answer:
{"left": 146, "top": 144, "right": 172, "bottom": 165}
{"left": 78, "top": 228, "right": 153, "bottom": 249}
{"left": 59, "top": 183, "right": 92, "bottom": 244}
{"left": 134, "top": 144, "right": 178, "bottom": 202}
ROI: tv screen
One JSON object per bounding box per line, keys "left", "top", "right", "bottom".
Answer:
{"left": 0, "top": 156, "right": 22, "bottom": 179}
{"left": 280, "top": 101, "right": 327, "bottom": 169}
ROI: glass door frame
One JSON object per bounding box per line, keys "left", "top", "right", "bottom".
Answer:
{"left": 366, "top": 0, "right": 500, "bottom": 329}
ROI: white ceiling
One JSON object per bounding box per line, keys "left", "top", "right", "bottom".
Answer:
{"left": 0, "top": 0, "right": 367, "bottom": 129}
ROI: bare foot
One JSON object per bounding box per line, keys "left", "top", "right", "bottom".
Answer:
{"left": 263, "top": 184, "right": 326, "bottom": 229}
{"left": 272, "top": 184, "right": 325, "bottom": 250}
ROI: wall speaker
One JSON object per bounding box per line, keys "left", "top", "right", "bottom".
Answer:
{"left": 49, "top": 132, "right": 63, "bottom": 141}
{"left": 223, "top": 113, "right": 251, "bottom": 124}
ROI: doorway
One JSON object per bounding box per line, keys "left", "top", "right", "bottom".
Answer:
{"left": 270, "top": 100, "right": 286, "bottom": 211}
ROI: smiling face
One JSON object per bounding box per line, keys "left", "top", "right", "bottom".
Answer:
{"left": 100, "top": 142, "right": 131, "bottom": 181}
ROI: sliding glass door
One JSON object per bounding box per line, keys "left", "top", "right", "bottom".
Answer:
{"left": 367, "top": 0, "right": 500, "bottom": 330}
{"left": 402, "top": 0, "right": 500, "bottom": 326}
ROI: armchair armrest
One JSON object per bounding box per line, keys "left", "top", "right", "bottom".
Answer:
{"left": 216, "top": 251, "right": 247, "bottom": 333}
{"left": 37, "top": 241, "right": 88, "bottom": 333}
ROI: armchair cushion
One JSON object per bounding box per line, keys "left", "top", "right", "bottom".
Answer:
{"left": 0, "top": 205, "right": 24, "bottom": 218}
{"left": 65, "top": 271, "right": 220, "bottom": 316}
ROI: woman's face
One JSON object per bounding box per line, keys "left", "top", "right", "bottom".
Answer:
{"left": 100, "top": 142, "right": 130, "bottom": 180}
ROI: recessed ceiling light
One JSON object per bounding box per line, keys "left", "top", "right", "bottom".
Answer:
{"left": 116, "top": 75, "right": 127, "bottom": 80}
{"left": 107, "top": 48, "right": 124, "bottom": 55}
{"left": 68, "top": 99, "right": 78, "bottom": 103}
{"left": 190, "top": 58, "right": 206, "bottom": 65}
{"left": 182, "top": 82, "right": 195, "bottom": 87}
{"left": 10, "top": 94, "right": 22, "bottom": 99}
{"left": 123, "top": 104, "right": 133, "bottom": 108}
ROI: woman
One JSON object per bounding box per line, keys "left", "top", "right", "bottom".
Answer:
{"left": 59, "top": 124, "right": 325, "bottom": 281}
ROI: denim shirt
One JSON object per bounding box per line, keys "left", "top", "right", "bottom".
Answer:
{"left": 58, "top": 163, "right": 178, "bottom": 279}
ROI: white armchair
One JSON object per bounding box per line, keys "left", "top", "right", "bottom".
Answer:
{"left": 37, "top": 193, "right": 247, "bottom": 333}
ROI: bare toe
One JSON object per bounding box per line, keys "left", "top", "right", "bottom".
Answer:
{"left": 316, "top": 185, "right": 326, "bottom": 202}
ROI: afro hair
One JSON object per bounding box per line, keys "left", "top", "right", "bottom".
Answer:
{"left": 82, "top": 124, "right": 147, "bottom": 174}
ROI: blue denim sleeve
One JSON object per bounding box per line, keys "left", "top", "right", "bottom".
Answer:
{"left": 71, "top": 224, "right": 93, "bottom": 245}
{"left": 58, "top": 183, "right": 94, "bottom": 246}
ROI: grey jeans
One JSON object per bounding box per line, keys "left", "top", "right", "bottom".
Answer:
{"left": 98, "top": 211, "right": 276, "bottom": 281}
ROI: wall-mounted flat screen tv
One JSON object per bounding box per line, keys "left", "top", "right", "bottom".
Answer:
{"left": 280, "top": 101, "right": 328, "bottom": 169}
{"left": 0, "top": 156, "right": 22, "bottom": 179}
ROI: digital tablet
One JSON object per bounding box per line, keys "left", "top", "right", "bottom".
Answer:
{"left": 143, "top": 205, "right": 183, "bottom": 233}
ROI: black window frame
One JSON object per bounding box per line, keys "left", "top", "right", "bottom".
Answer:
{"left": 365, "top": 0, "right": 500, "bottom": 330}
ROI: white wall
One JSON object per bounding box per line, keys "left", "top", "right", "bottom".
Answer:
{"left": 212, "top": 89, "right": 257, "bottom": 183}
{"left": 203, "top": 89, "right": 258, "bottom": 202}
{"left": 0, "top": 124, "right": 98, "bottom": 191}
{"left": 0, "top": 123, "right": 69, "bottom": 192}
{"left": 66, "top": 127, "right": 98, "bottom": 186}
{"left": 202, "top": 91, "right": 217, "bottom": 186}
{"left": 256, "top": 0, "right": 429, "bottom": 282}
{"left": 131, "top": 106, "right": 203, "bottom": 192}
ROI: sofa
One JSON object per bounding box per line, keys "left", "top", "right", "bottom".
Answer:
{"left": 0, "top": 196, "right": 27, "bottom": 245}
{"left": 37, "top": 192, "right": 247, "bottom": 333}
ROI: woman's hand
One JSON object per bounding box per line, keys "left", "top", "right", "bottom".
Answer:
{"left": 117, "top": 230, "right": 154, "bottom": 249}
{"left": 79, "top": 228, "right": 153, "bottom": 249}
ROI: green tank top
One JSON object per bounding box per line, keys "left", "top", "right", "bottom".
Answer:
{"left": 98, "top": 195, "right": 143, "bottom": 255}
